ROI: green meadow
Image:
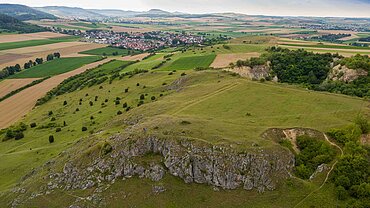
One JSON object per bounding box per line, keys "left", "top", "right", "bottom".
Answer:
{"left": 9, "top": 56, "right": 102, "bottom": 78}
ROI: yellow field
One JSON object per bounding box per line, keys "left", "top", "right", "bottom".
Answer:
{"left": 211, "top": 52, "right": 260, "bottom": 68}
{"left": 0, "top": 32, "right": 68, "bottom": 44}
{"left": 0, "top": 78, "right": 39, "bottom": 98}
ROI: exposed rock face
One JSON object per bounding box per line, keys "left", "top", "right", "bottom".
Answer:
{"left": 328, "top": 64, "right": 368, "bottom": 83}
{"left": 50, "top": 136, "right": 294, "bottom": 193}
{"left": 225, "top": 64, "right": 270, "bottom": 80}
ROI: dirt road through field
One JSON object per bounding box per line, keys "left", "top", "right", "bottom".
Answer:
{"left": 0, "top": 58, "right": 113, "bottom": 129}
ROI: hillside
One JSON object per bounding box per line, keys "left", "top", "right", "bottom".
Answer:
{"left": 35, "top": 6, "right": 107, "bottom": 19}
{"left": 0, "top": 13, "right": 47, "bottom": 33}
{"left": 0, "top": 4, "right": 56, "bottom": 21}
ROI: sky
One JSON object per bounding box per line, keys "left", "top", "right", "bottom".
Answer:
{"left": 1, "top": 0, "right": 370, "bottom": 17}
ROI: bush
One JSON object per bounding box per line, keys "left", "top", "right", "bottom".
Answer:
{"left": 355, "top": 114, "right": 369, "bottom": 134}
{"left": 181, "top": 72, "right": 186, "bottom": 76}
{"left": 136, "top": 83, "right": 140, "bottom": 86}
{"left": 101, "top": 142, "right": 113, "bottom": 155}
{"left": 48, "top": 111, "right": 53, "bottom": 116}
{"left": 14, "top": 132, "right": 24, "bottom": 140}
{"left": 115, "top": 100, "right": 120, "bottom": 105}
{"left": 89, "top": 101, "right": 93, "bottom": 106}
{"left": 90, "top": 116, "right": 94, "bottom": 120}
{"left": 75, "top": 108, "right": 80, "bottom": 112}
{"left": 49, "top": 135, "right": 54, "bottom": 143}
{"left": 125, "top": 88, "right": 129, "bottom": 93}
{"left": 30, "top": 123, "right": 37, "bottom": 128}
{"left": 336, "top": 186, "right": 348, "bottom": 200}
{"left": 117, "top": 110, "right": 122, "bottom": 115}
{"left": 56, "top": 128, "right": 62, "bottom": 132}
{"left": 327, "top": 125, "right": 362, "bottom": 145}
{"left": 140, "top": 94, "right": 145, "bottom": 100}
{"left": 151, "top": 96, "right": 156, "bottom": 101}
{"left": 63, "top": 100, "right": 67, "bottom": 106}
{"left": 82, "top": 127, "right": 88, "bottom": 132}
{"left": 50, "top": 117, "right": 56, "bottom": 121}
{"left": 126, "top": 107, "right": 131, "bottom": 112}
{"left": 122, "top": 102, "right": 128, "bottom": 108}
{"left": 137, "top": 100, "right": 144, "bottom": 106}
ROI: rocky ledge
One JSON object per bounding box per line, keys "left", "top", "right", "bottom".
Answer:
{"left": 50, "top": 135, "right": 294, "bottom": 193}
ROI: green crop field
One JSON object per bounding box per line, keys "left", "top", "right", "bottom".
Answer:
{"left": 160, "top": 54, "right": 216, "bottom": 70}
{"left": 0, "top": 36, "right": 80, "bottom": 51}
{"left": 80, "top": 46, "right": 138, "bottom": 56}
{"left": 9, "top": 56, "right": 102, "bottom": 78}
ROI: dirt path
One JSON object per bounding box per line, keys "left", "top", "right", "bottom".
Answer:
{"left": 0, "top": 78, "right": 39, "bottom": 98}
{"left": 172, "top": 82, "right": 240, "bottom": 115}
{"left": 293, "top": 133, "right": 343, "bottom": 208}
{"left": 0, "top": 58, "right": 113, "bottom": 129}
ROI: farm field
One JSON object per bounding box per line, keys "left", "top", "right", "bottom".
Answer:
{"left": 0, "top": 36, "right": 79, "bottom": 51}
{"left": 80, "top": 46, "right": 137, "bottom": 56}
{"left": 160, "top": 54, "right": 216, "bottom": 70}
{"left": 210, "top": 52, "right": 260, "bottom": 68}
{"left": 9, "top": 56, "right": 102, "bottom": 78}
{"left": 0, "top": 42, "right": 106, "bottom": 70}
{"left": 0, "top": 58, "right": 113, "bottom": 130}
{"left": 0, "top": 78, "right": 39, "bottom": 98}
{"left": 0, "top": 32, "right": 69, "bottom": 44}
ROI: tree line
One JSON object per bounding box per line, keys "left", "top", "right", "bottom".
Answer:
{"left": 0, "top": 52, "right": 61, "bottom": 79}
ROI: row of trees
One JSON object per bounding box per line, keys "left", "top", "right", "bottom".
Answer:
{"left": 0, "top": 52, "right": 61, "bottom": 79}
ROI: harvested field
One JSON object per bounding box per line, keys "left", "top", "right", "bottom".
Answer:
{"left": 281, "top": 45, "right": 370, "bottom": 53}
{"left": 0, "top": 78, "right": 39, "bottom": 98}
{"left": 0, "top": 42, "right": 106, "bottom": 70}
{"left": 118, "top": 53, "right": 150, "bottom": 61}
{"left": 0, "top": 42, "right": 88, "bottom": 54}
{"left": 0, "top": 58, "right": 113, "bottom": 129}
{"left": 0, "top": 32, "right": 68, "bottom": 44}
{"left": 211, "top": 52, "right": 260, "bottom": 68}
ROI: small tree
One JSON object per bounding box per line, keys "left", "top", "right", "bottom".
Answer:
{"left": 63, "top": 121, "right": 67, "bottom": 126}
{"left": 49, "top": 135, "right": 54, "bottom": 143}
{"left": 56, "top": 128, "right": 61, "bottom": 132}
{"left": 46, "top": 54, "right": 54, "bottom": 61}
{"left": 117, "top": 110, "right": 123, "bottom": 115}
{"left": 89, "top": 101, "right": 93, "bottom": 106}
{"left": 140, "top": 94, "right": 145, "bottom": 100}
{"left": 82, "top": 127, "right": 88, "bottom": 132}
{"left": 63, "top": 100, "right": 67, "bottom": 106}
{"left": 122, "top": 102, "right": 128, "bottom": 108}
{"left": 48, "top": 111, "right": 53, "bottom": 116}
{"left": 14, "top": 132, "right": 24, "bottom": 140}
{"left": 125, "top": 88, "right": 129, "bottom": 93}
{"left": 115, "top": 100, "right": 120, "bottom": 105}
{"left": 151, "top": 96, "right": 156, "bottom": 101}
{"left": 30, "top": 122, "right": 37, "bottom": 128}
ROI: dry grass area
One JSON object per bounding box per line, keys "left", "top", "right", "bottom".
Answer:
{"left": 0, "top": 32, "right": 68, "bottom": 43}
{"left": 111, "top": 26, "right": 154, "bottom": 33}
{"left": 0, "top": 78, "right": 39, "bottom": 98}
{"left": 210, "top": 52, "right": 260, "bottom": 68}
{"left": 118, "top": 53, "right": 150, "bottom": 61}
{"left": 0, "top": 42, "right": 106, "bottom": 69}
{"left": 0, "top": 58, "right": 113, "bottom": 129}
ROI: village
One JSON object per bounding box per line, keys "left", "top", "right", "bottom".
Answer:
{"left": 82, "top": 30, "right": 205, "bottom": 51}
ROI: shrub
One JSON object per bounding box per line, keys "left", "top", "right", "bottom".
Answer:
{"left": 101, "top": 142, "right": 113, "bottom": 155}
{"left": 48, "top": 111, "right": 53, "bottom": 116}
{"left": 63, "top": 121, "right": 67, "bottom": 126}
{"left": 126, "top": 107, "right": 131, "bottom": 112}
{"left": 138, "top": 100, "right": 144, "bottom": 106}
{"left": 180, "top": 120, "right": 191, "bottom": 125}
{"left": 30, "top": 123, "right": 37, "bottom": 128}
{"left": 125, "top": 88, "right": 129, "bottom": 93}
{"left": 136, "top": 83, "right": 140, "bottom": 86}
{"left": 122, "top": 102, "right": 128, "bottom": 108}
{"left": 63, "top": 100, "right": 67, "bottom": 106}
{"left": 105, "top": 99, "right": 108, "bottom": 103}
{"left": 95, "top": 96, "right": 98, "bottom": 101}
{"left": 82, "top": 127, "right": 88, "bottom": 132}
{"left": 50, "top": 117, "right": 56, "bottom": 121}
{"left": 181, "top": 72, "right": 187, "bottom": 76}
{"left": 140, "top": 94, "right": 145, "bottom": 100}
{"left": 14, "top": 132, "right": 24, "bottom": 140}
{"left": 115, "top": 100, "right": 120, "bottom": 105}
{"left": 56, "top": 128, "right": 61, "bottom": 132}
{"left": 151, "top": 96, "right": 156, "bottom": 101}
{"left": 49, "top": 135, "right": 54, "bottom": 143}
{"left": 355, "top": 114, "right": 369, "bottom": 134}
{"left": 90, "top": 116, "right": 94, "bottom": 120}
{"left": 75, "top": 108, "right": 80, "bottom": 112}
{"left": 89, "top": 101, "right": 93, "bottom": 106}
{"left": 327, "top": 125, "right": 362, "bottom": 145}
{"left": 117, "top": 110, "right": 123, "bottom": 115}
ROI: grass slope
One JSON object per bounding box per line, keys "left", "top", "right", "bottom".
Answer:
{"left": 0, "top": 36, "right": 80, "bottom": 51}
{"left": 9, "top": 56, "right": 102, "bottom": 78}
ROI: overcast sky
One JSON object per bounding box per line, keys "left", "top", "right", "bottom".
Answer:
{"left": 1, "top": 0, "right": 370, "bottom": 17}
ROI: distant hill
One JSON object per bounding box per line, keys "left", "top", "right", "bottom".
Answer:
{"left": 0, "top": 13, "right": 47, "bottom": 33}
{"left": 35, "top": 6, "right": 106, "bottom": 19}
{"left": 34, "top": 6, "right": 242, "bottom": 20}
{"left": 0, "top": 4, "right": 56, "bottom": 21}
